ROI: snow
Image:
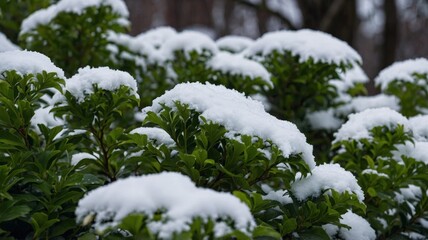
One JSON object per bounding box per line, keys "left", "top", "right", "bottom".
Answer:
{"left": 31, "top": 106, "right": 64, "bottom": 130}
{"left": 409, "top": 115, "right": 428, "bottom": 141}
{"left": 393, "top": 141, "right": 428, "bottom": 164}
{"left": 71, "top": 152, "right": 97, "bottom": 166}
{"left": 107, "top": 31, "right": 164, "bottom": 64}
{"left": 65, "top": 66, "right": 138, "bottom": 103}
{"left": 306, "top": 109, "right": 343, "bottom": 131}
{"left": 142, "top": 82, "right": 315, "bottom": 169}
{"left": 129, "top": 127, "right": 175, "bottom": 146}
{"left": 0, "top": 50, "right": 65, "bottom": 78}
{"left": 334, "top": 108, "right": 409, "bottom": 143}
{"left": 339, "top": 211, "right": 376, "bottom": 240}
{"left": 160, "top": 31, "right": 218, "bottom": 60}
{"left": 337, "top": 94, "right": 400, "bottom": 115}
{"left": 263, "top": 189, "right": 292, "bottom": 205}
{"left": 374, "top": 58, "right": 428, "bottom": 91}
{"left": 20, "top": 0, "right": 129, "bottom": 34}
{"left": 394, "top": 185, "right": 422, "bottom": 203}
{"left": 243, "top": 29, "right": 362, "bottom": 65}
{"left": 330, "top": 65, "right": 369, "bottom": 96}
{"left": 216, "top": 36, "right": 254, "bottom": 53}
{"left": 207, "top": 51, "right": 272, "bottom": 87}
{"left": 75, "top": 172, "right": 255, "bottom": 237}
{"left": 361, "top": 169, "right": 389, "bottom": 178}
{"left": 291, "top": 164, "right": 364, "bottom": 202}
{"left": 0, "top": 33, "right": 20, "bottom": 52}
{"left": 136, "top": 26, "right": 177, "bottom": 49}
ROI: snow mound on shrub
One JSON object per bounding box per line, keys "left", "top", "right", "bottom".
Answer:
{"left": 31, "top": 106, "right": 64, "bottom": 129}
{"left": 216, "top": 35, "right": 254, "bottom": 53}
{"left": 393, "top": 141, "right": 428, "bottom": 164}
{"left": 409, "top": 115, "right": 428, "bottom": 141}
{"left": 75, "top": 172, "right": 255, "bottom": 237}
{"left": 243, "top": 29, "right": 361, "bottom": 65}
{"left": 143, "top": 82, "right": 315, "bottom": 169}
{"left": 207, "top": 51, "right": 272, "bottom": 87}
{"left": 0, "top": 33, "right": 20, "bottom": 52}
{"left": 334, "top": 107, "right": 409, "bottom": 142}
{"left": 306, "top": 109, "right": 343, "bottom": 131}
{"left": 291, "top": 164, "right": 364, "bottom": 202}
{"left": 375, "top": 58, "right": 428, "bottom": 91}
{"left": 330, "top": 65, "right": 368, "bottom": 96}
{"left": 161, "top": 31, "right": 218, "bottom": 60}
{"left": 337, "top": 94, "right": 400, "bottom": 115}
{"left": 136, "top": 26, "right": 177, "bottom": 49}
{"left": 130, "top": 127, "right": 175, "bottom": 146}
{"left": 0, "top": 50, "right": 64, "bottom": 78}
{"left": 324, "top": 211, "right": 375, "bottom": 240}
{"left": 65, "top": 66, "right": 138, "bottom": 102}
{"left": 21, "top": 0, "right": 129, "bottom": 34}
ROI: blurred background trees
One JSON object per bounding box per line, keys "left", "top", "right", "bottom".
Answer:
{"left": 1, "top": 0, "right": 427, "bottom": 92}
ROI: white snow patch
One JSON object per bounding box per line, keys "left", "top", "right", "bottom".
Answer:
{"left": 136, "top": 26, "right": 177, "bottom": 49}
{"left": 339, "top": 211, "right": 376, "bottom": 240}
{"left": 409, "top": 115, "right": 428, "bottom": 142}
{"left": 0, "top": 50, "right": 64, "bottom": 78}
{"left": 143, "top": 82, "right": 315, "bottom": 169}
{"left": 361, "top": 169, "right": 389, "bottom": 178}
{"left": 263, "top": 189, "right": 292, "bottom": 205}
{"left": 207, "top": 51, "right": 272, "bottom": 87}
{"left": 216, "top": 35, "right": 254, "bottom": 53}
{"left": 334, "top": 108, "right": 409, "bottom": 142}
{"left": 243, "top": 29, "right": 361, "bottom": 65}
{"left": 71, "top": 152, "right": 97, "bottom": 166}
{"left": 306, "top": 109, "right": 343, "bottom": 131}
{"left": 291, "top": 164, "right": 364, "bottom": 202}
{"left": 375, "top": 58, "right": 428, "bottom": 91}
{"left": 31, "top": 106, "right": 64, "bottom": 130}
{"left": 75, "top": 172, "right": 255, "bottom": 237}
{"left": 0, "top": 33, "right": 20, "bottom": 52}
{"left": 337, "top": 94, "right": 400, "bottom": 115}
{"left": 160, "top": 31, "right": 218, "bottom": 60}
{"left": 130, "top": 127, "right": 175, "bottom": 146}
{"left": 21, "top": 0, "right": 129, "bottom": 34}
{"left": 393, "top": 141, "right": 428, "bottom": 164}
{"left": 65, "top": 66, "right": 138, "bottom": 102}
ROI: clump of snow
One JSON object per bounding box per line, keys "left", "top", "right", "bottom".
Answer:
{"left": 330, "top": 65, "right": 369, "bottom": 97}
{"left": 136, "top": 26, "right": 177, "bottom": 49}
{"left": 71, "top": 152, "right": 97, "bottom": 166}
{"left": 306, "top": 109, "right": 343, "bottom": 131}
{"left": 160, "top": 31, "right": 218, "bottom": 60}
{"left": 263, "top": 189, "right": 292, "bottom": 205}
{"left": 0, "top": 50, "right": 64, "bottom": 78}
{"left": 31, "top": 106, "right": 64, "bottom": 130}
{"left": 394, "top": 185, "right": 422, "bottom": 203}
{"left": 250, "top": 94, "right": 271, "bottom": 111}
{"left": 216, "top": 35, "right": 254, "bottom": 53}
{"left": 361, "top": 169, "right": 389, "bottom": 178}
{"left": 374, "top": 58, "right": 428, "bottom": 91}
{"left": 334, "top": 108, "right": 409, "bottom": 142}
{"left": 336, "top": 94, "right": 400, "bottom": 115}
{"left": 130, "top": 127, "right": 175, "bottom": 146}
{"left": 75, "top": 172, "right": 255, "bottom": 237}
{"left": 0, "top": 33, "right": 20, "bottom": 52}
{"left": 107, "top": 31, "right": 164, "bottom": 64}
{"left": 393, "top": 141, "right": 428, "bottom": 164}
{"left": 143, "top": 82, "right": 315, "bottom": 169}
{"left": 21, "top": 0, "right": 129, "bottom": 34}
{"left": 291, "top": 164, "right": 364, "bottom": 202}
{"left": 65, "top": 66, "right": 138, "bottom": 103}
{"left": 207, "top": 51, "right": 272, "bottom": 87}
{"left": 339, "top": 211, "right": 376, "bottom": 240}
{"left": 243, "top": 29, "right": 362, "bottom": 65}
{"left": 409, "top": 115, "right": 428, "bottom": 141}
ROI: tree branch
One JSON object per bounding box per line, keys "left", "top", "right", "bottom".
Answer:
{"left": 236, "top": 0, "right": 297, "bottom": 30}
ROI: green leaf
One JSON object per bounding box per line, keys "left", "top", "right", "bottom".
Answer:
{"left": 252, "top": 225, "right": 281, "bottom": 239}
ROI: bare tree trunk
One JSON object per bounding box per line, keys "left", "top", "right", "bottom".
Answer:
{"left": 381, "top": 0, "right": 398, "bottom": 69}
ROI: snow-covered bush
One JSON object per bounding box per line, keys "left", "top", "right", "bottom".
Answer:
{"left": 19, "top": 0, "right": 129, "bottom": 76}
{"left": 375, "top": 58, "right": 428, "bottom": 117}
{"left": 243, "top": 29, "right": 362, "bottom": 128}
{"left": 332, "top": 108, "right": 428, "bottom": 238}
